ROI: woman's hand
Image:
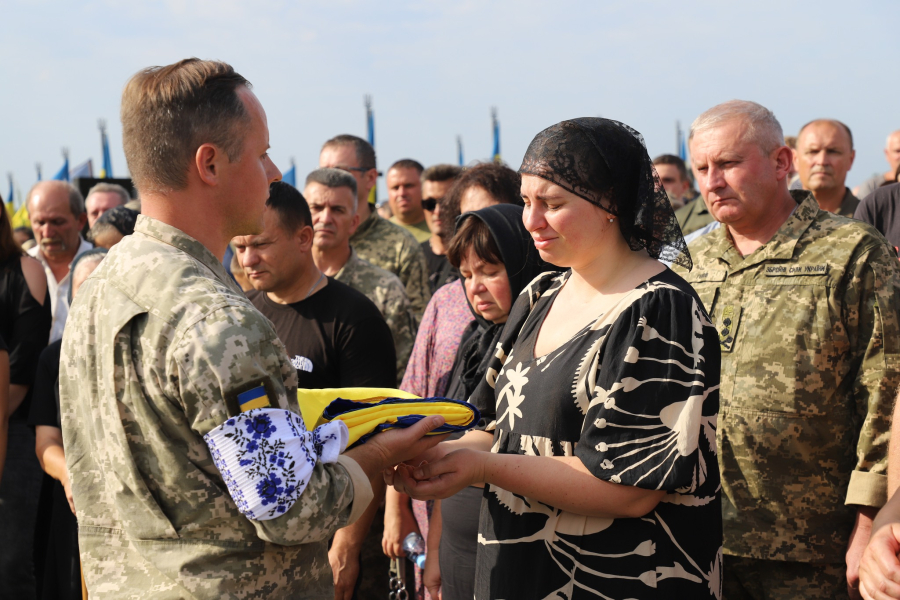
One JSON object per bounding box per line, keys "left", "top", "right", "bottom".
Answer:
{"left": 388, "top": 448, "right": 487, "bottom": 501}
{"left": 382, "top": 487, "right": 419, "bottom": 558}
{"left": 859, "top": 523, "right": 900, "bottom": 599}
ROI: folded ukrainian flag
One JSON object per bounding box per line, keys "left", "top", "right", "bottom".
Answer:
{"left": 297, "top": 387, "right": 480, "bottom": 448}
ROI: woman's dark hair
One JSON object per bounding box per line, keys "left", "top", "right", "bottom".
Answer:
{"left": 0, "top": 202, "right": 23, "bottom": 263}
{"left": 446, "top": 217, "right": 502, "bottom": 269}
{"left": 439, "top": 163, "right": 523, "bottom": 242}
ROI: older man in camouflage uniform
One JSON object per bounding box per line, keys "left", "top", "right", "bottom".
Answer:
{"left": 673, "top": 99, "right": 900, "bottom": 599}
{"left": 59, "top": 58, "right": 443, "bottom": 599}
{"left": 306, "top": 168, "right": 416, "bottom": 384}
{"left": 318, "top": 135, "right": 430, "bottom": 318}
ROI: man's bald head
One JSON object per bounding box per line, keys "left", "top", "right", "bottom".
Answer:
{"left": 26, "top": 181, "right": 86, "bottom": 263}
{"left": 885, "top": 130, "right": 900, "bottom": 173}
{"left": 798, "top": 119, "right": 853, "bottom": 150}
{"left": 794, "top": 119, "right": 856, "bottom": 196}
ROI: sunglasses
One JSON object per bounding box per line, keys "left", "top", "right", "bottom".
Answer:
{"left": 422, "top": 197, "right": 442, "bottom": 211}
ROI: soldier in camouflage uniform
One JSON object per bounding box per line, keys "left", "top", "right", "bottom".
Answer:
{"left": 307, "top": 169, "right": 417, "bottom": 386}
{"left": 318, "top": 135, "right": 431, "bottom": 318}
{"left": 59, "top": 58, "right": 443, "bottom": 599}
{"left": 673, "top": 100, "right": 900, "bottom": 600}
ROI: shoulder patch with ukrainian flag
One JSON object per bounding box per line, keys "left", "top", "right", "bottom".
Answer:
{"left": 238, "top": 386, "right": 272, "bottom": 412}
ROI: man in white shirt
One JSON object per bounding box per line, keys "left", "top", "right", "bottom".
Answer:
{"left": 26, "top": 181, "right": 92, "bottom": 342}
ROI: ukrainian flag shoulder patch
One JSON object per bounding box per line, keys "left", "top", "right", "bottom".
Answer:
{"left": 238, "top": 386, "right": 271, "bottom": 412}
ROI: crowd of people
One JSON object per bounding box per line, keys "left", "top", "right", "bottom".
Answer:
{"left": 4, "top": 56, "right": 900, "bottom": 600}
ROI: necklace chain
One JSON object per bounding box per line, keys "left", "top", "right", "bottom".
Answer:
{"left": 304, "top": 272, "right": 325, "bottom": 300}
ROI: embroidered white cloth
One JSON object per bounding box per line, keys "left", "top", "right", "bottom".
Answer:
{"left": 205, "top": 408, "right": 349, "bottom": 520}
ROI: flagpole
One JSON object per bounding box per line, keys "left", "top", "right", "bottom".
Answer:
{"left": 365, "top": 95, "right": 376, "bottom": 205}
{"left": 457, "top": 136, "right": 464, "bottom": 166}
{"left": 491, "top": 107, "right": 501, "bottom": 164}
{"left": 35, "top": 163, "right": 42, "bottom": 182}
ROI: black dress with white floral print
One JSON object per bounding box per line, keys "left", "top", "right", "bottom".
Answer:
{"left": 471, "top": 269, "right": 723, "bottom": 600}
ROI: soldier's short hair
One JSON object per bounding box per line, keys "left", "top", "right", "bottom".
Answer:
{"left": 121, "top": 58, "right": 251, "bottom": 194}
{"left": 26, "top": 180, "right": 85, "bottom": 217}
{"left": 86, "top": 182, "right": 131, "bottom": 207}
{"left": 797, "top": 119, "right": 854, "bottom": 150}
{"left": 690, "top": 99, "right": 784, "bottom": 155}
{"left": 304, "top": 168, "right": 358, "bottom": 198}
{"left": 651, "top": 154, "right": 689, "bottom": 182}
{"left": 321, "top": 134, "right": 376, "bottom": 170}
{"left": 266, "top": 181, "right": 312, "bottom": 232}
{"left": 389, "top": 159, "right": 424, "bottom": 175}
{"left": 422, "top": 164, "right": 462, "bottom": 183}
{"left": 440, "top": 162, "right": 522, "bottom": 241}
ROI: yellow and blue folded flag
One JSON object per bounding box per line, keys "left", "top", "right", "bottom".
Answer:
{"left": 297, "top": 387, "right": 480, "bottom": 448}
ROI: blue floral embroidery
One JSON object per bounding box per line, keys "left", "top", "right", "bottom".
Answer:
{"left": 221, "top": 410, "right": 299, "bottom": 518}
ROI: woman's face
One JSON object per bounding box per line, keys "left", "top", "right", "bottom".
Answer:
{"left": 459, "top": 247, "right": 512, "bottom": 324}
{"left": 520, "top": 174, "right": 612, "bottom": 269}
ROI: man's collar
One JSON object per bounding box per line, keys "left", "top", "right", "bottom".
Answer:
{"left": 709, "top": 190, "right": 818, "bottom": 270}
{"left": 28, "top": 236, "right": 93, "bottom": 271}
{"left": 134, "top": 215, "right": 236, "bottom": 288}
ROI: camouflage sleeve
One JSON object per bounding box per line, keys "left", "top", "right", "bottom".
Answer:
{"left": 172, "top": 305, "right": 372, "bottom": 544}
{"left": 380, "top": 286, "right": 417, "bottom": 385}
{"left": 398, "top": 241, "right": 431, "bottom": 319}
{"left": 843, "top": 240, "right": 900, "bottom": 508}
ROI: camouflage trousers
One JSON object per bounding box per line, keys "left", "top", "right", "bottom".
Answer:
{"left": 723, "top": 555, "right": 848, "bottom": 600}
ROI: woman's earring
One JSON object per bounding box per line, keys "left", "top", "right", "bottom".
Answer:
{"left": 608, "top": 217, "right": 615, "bottom": 223}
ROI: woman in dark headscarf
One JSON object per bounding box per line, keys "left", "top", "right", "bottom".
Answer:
{"left": 388, "top": 118, "right": 723, "bottom": 599}
{"left": 426, "top": 203, "right": 555, "bottom": 600}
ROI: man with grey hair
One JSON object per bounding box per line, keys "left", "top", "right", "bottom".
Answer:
{"left": 26, "top": 180, "right": 93, "bottom": 342}
{"left": 307, "top": 168, "right": 416, "bottom": 383}
{"left": 673, "top": 99, "right": 900, "bottom": 599}
{"left": 855, "top": 130, "right": 900, "bottom": 199}
{"left": 84, "top": 181, "right": 130, "bottom": 228}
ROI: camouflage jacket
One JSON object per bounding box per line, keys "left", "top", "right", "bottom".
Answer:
{"left": 59, "top": 216, "right": 373, "bottom": 599}
{"left": 350, "top": 211, "right": 431, "bottom": 318}
{"left": 675, "top": 197, "right": 715, "bottom": 236}
{"left": 334, "top": 249, "right": 417, "bottom": 384}
{"left": 674, "top": 190, "right": 900, "bottom": 563}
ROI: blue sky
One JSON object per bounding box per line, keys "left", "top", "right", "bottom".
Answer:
{"left": 2, "top": 0, "right": 898, "bottom": 203}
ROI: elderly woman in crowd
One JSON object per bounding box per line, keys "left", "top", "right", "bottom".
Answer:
{"left": 388, "top": 118, "right": 723, "bottom": 599}
{"left": 386, "top": 163, "right": 524, "bottom": 599}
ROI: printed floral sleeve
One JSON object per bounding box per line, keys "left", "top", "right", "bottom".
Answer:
{"left": 575, "top": 287, "right": 720, "bottom": 493}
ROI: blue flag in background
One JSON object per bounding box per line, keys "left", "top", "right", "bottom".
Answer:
{"left": 282, "top": 161, "right": 296, "bottom": 187}
{"left": 492, "top": 108, "right": 501, "bottom": 164}
{"left": 457, "top": 136, "right": 464, "bottom": 166}
{"left": 52, "top": 155, "right": 70, "bottom": 181}
{"left": 365, "top": 95, "right": 376, "bottom": 204}
{"left": 100, "top": 121, "right": 113, "bottom": 178}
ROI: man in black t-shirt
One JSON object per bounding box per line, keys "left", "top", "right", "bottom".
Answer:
{"left": 233, "top": 181, "right": 396, "bottom": 599}
{"left": 854, "top": 182, "right": 900, "bottom": 252}
{"left": 232, "top": 181, "right": 396, "bottom": 390}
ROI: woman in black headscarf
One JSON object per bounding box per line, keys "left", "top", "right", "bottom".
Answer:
{"left": 388, "top": 118, "right": 723, "bottom": 599}
{"left": 427, "top": 204, "right": 554, "bottom": 600}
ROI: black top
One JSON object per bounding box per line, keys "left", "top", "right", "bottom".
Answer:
{"left": 247, "top": 278, "right": 397, "bottom": 389}
{"left": 0, "top": 332, "right": 6, "bottom": 353}
{"left": 854, "top": 182, "right": 900, "bottom": 250}
{"left": 0, "top": 254, "right": 51, "bottom": 419}
{"left": 28, "top": 339, "right": 63, "bottom": 429}
{"left": 470, "top": 269, "right": 722, "bottom": 599}
{"left": 421, "top": 240, "right": 457, "bottom": 294}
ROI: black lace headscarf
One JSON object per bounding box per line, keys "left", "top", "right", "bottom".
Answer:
{"left": 519, "top": 117, "right": 691, "bottom": 270}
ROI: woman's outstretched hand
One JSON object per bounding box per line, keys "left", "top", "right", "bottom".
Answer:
{"left": 385, "top": 448, "right": 487, "bottom": 500}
